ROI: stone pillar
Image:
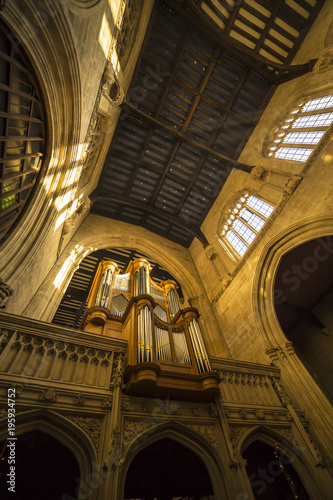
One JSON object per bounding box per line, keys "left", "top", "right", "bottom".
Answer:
{"left": 266, "top": 343, "right": 333, "bottom": 482}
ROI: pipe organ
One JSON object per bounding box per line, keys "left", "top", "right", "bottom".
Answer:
{"left": 81, "top": 258, "right": 219, "bottom": 400}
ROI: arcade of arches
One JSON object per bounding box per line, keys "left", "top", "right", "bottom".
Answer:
{"left": 0, "top": 1, "right": 333, "bottom": 499}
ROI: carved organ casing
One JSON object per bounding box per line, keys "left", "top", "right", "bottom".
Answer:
{"left": 81, "top": 258, "right": 219, "bottom": 400}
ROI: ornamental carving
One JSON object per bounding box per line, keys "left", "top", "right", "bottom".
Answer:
{"left": 123, "top": 419, "right": 155, "bottom": 449}
{"left": 102, "top": 397, "right": 113, "bottom": 408}
{"left": 7, "top": 332, "right": 111, "bottom": 366}
{"left": 101, "top": 61, "right": 124, "bottom": 106}
{"left": 284, "top": 175, "right": 302, "bottom": 195}
{"left": 187, "top": 425, "right": 217, "bottom": 449}
{"left": 239, "top": 409, "right": 247, "bottom": 419}
{"left": 272, "top": 427, "right": 299, "bottom": 448}
{"left": 315, "top": 50, "right": 333, "bottom": 74}
{"left": 40, "top": 389, "right": 58, "bottom": 403}
{"left": 68, "top": 416, "right": 102, "bottom": 451}
{"left": 270, "top": 377, "right": 292, "bottom": 407}
{"left": 205, "top": 244, "right": 218, "bottom": 261}
{"left": 121, "top": 397, "right": 130, "bottom": 411}
{"left": 9, "top": 384, "right": 24, "bottom": 398}
{"left": 110, "top": 351, "right": 126, "bottom": 389}
{"left": 74, "top": 393, "right": 86, "bottom": 406}
{"left": 254, "top": 409, "right": 265, "bottom": 420}
{"left": 0, "top": 329, "right": 12, "bottom": 354}
{"left": 142, "top": 400, "right": 152, "bottom": 412}
{"left": 251, "top": 166, "right": 268, "bottom": 181}
{"left": 229, "top": 426, "right": 248, "bottom": 468}
{"left": 164, "top": 400, "right": 181, "bottom": 415}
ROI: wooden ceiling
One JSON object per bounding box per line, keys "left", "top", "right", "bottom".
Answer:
{"left": 91, "top": 0, "right": 324, "bottom": 247}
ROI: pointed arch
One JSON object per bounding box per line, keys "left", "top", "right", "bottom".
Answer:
{"left": 119, "top": 420, "right": 227, "bottom": 500}
{"left": 253, "top": 215, "right": 333, "bottom": 349}
{"left": 239, "top": 425, "right": 323, "bottom": 500}
{"left": 0, "top": 409, "right": 97, "bottom": 500}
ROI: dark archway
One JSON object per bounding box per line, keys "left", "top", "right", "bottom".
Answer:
{"left": 0, "top": 430, "right": 80, "bottom": 500}
{"left": 124, "top": 437, "right": 214, "bottom": 500}
{"left": 274, "top": 236, "right": 333, "bottom": 403}
{"left": 243, "top": 440, "right": 310, "bottom": 500}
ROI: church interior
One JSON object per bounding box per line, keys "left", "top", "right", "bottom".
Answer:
{"left": 0, "top": 0, "right": 333, "bottom": 498}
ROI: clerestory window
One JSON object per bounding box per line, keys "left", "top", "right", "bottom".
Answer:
{"left": 267, "top": 94, "right": 333, "bottom": 162}
{"left": 220, "top": 193, "right": 274, "bottom": 258}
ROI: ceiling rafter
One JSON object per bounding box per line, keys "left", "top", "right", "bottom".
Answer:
{"left": 167, "top": 0, "right": 317, "bottom": 84}
{"left": 92, "top": 0, "right": 325, "bottom": 248}
{"left": 91, "top": 191, "right": 209, "bottom": 247}
{"left": 122, "top": 100, "right": 253, "bottom": 172}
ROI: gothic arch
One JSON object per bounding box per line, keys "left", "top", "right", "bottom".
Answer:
{"left": 0, "top": 409, "right": 96, "bottom": 500}
{"left": 119, "top": 420, "right": 227, "bottom": 500}
{"left": 253, "top": 215, "right": 333, "bottom": 349}
{"left": 0, "top": 0, "right": 81, "bottom": 282}
{"left": 239, "top": 425, "right": 323, "bottom": 500}
{"left": 26, "top": 226, "right": 205, "bottom": 321}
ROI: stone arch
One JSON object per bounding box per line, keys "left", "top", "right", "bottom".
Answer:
{"left": 0, "top": 0, "right": 81, "bottom": 287}
{"left": 27, "top": 226, "right": 204, "bottom": 320}
{"left": 239, "top": 425, "right": 323, "bottom": 500}
{"left": 119, "top": 420, "right": 227, "bottom": 500}
{"left": 0, "top": 409, "right": 96, "bottom": 500}
{"left": 253, "top": 215, "right": 333, "bottom": 349}
{"left": 22, "top": 221, "right": 227, "bottom": 357}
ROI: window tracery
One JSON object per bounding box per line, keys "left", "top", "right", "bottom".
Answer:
{"left": 267, "top": 94, "right": 333, "bottom": 162}
{"left": 220, "top": 193, "right": 274, "bottom": 257}
{"left": 0, "top": 24, "right": 45, "bottom": 243}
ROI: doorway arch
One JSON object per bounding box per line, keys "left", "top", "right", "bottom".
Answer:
{"left": 0, "top": 429, "right": 80, "bottom": 500}
{"left": 119, "top": 421, "right": 227, "bottom": 500}
{"left": 239, "top": 426, "right": 323, "bottom": 500}
{"left": 124, "top": 437, "right": 214, "bottom": 500}
{"left": 0, "top": 409, "right": 96, "bottom": 500}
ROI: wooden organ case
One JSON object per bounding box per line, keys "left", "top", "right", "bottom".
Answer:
{"left": 81, "top": 258, "right": 220, "bottom": 401}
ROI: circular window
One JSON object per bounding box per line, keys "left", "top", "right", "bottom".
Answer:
{"left": 0, "top": 24, "right": 45, "bottom": 243}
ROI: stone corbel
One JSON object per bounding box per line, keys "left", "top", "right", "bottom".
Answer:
{"left": 102, "top": 61, "right": 124, "bottom": 107}
{"left": 63, "top": 196, "right": 92, "bottom": 236}
{"left": 251, "top": 166, "right": 303, "bottom": 195}
{"left": 205, "top": 244, "right": 232, "bottom": 284}
{"left": 283, "top": 175, "right": 302, "bottom": 195}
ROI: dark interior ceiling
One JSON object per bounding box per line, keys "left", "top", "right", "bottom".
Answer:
{"left": 91, "top": 0, "right": 325, "bottom": 247}
{"left": 53, "top": 247, "right": 182, "bottom": 329}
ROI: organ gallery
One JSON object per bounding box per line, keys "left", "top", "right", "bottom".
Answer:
{"left": 0, "top": 1, "right": 332, "bottom": 499}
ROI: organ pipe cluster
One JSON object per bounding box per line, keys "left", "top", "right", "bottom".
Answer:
{"left": 83, "top": 258, "right": 212, "bottom": 377}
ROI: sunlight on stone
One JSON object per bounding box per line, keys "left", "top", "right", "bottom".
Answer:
{"left": 99, "top": 13, "right": 112, "bottom": 58}
{"left": 54, "top": 249, "right": 79, "bottom": 289}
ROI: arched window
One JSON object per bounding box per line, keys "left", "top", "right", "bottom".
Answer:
{"left": 267, "top": 94, "right": 333, "bottom": 162}
{"left": 0, "top": 23, "right": 45, "bottom": 244}
{"left": 220, "top": 193, "right": 274, "bottom": 258}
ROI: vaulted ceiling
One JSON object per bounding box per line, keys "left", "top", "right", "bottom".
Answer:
{"left": 91, "top": 0, "right": 324, "bottom": 247}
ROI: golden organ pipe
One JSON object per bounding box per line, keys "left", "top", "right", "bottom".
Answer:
{"left": 192, "top": 318, "right": 211, "bottom": 371}
{"left": 188, "top": 321, "right": 204, "bottom": 373}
